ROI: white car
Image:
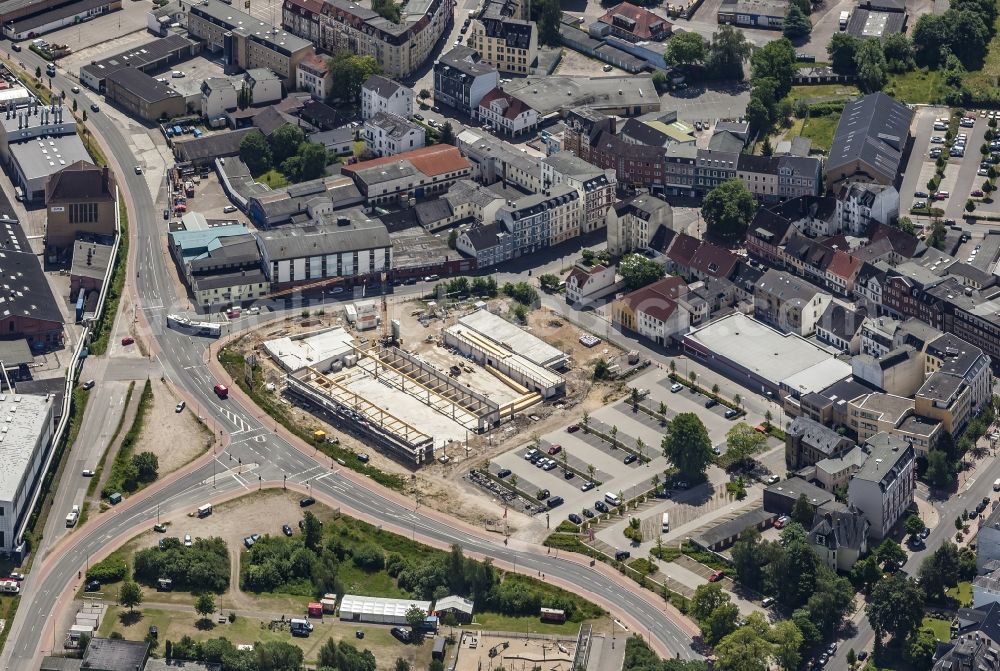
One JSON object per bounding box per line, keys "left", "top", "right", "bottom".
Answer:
{"left": 671, "top": 383, "right": 683, "bottom": 392}
{"left": 930, "top": 136, "right": 944, "bottom": 144}
{"left": 980, "top": 168, "right": 990, "bottom": 176}
{"left": 184, "top": 533, "right": 193, "bottom": 547}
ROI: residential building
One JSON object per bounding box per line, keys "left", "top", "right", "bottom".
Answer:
{"left": 201, "top": 77, "right": 238, "bottom": 120}
{"left": 860, "top": 316, "right": 901, "bottom": 357}
{"left": 836, "top": 182, "right": 899, "bottom": 235}
{"left": 185, "top": 0, "right": 315, "bottom": 85}
{"left": 914, "top": 371, "right": 971, "bottom": 436}
{"left": 764, "top": 477, "right": 835, "bottom": 516}
{"left": 929, "top": 602, "right": 1000, "bottom": 671}
{"left": 785, "top": 416, "right": 856, "bottom": 469}
{"left": 477, "top": 87, "right": 538, "bottom": 137}
{"left": 827, "top": 92, "right": 913, "bottom": 187}
{"left": 433, "top": 46, "right": 499, "bottom": 116}
{"left": 847, "top": 433, "right": 915, "bottom": 540}
{"left": 308, "top": 128, "right": 355, "bottom": 156}
{"left": 666, "top": 234, "right": 739, "bottom": 283}
{"left": 852, "top": 346, "right": 925, "bottom": 397}
{"left": 340, "top": 145, "right": 472, "bottom": 205}
{"left": 612, "top": 275, "right": 691, "bottom": 345}
{"left": 566, "top": 264, "right": 619, "bottom": 306}
{"left": 104, "top": 67, "right": 187, "bottom": 121}
{"left": 457, "top": 129, "right": 541, "bottom": 192}
{"left": 594, "top": 2, "right": 671, "bottom": 41}
{"left": 754, "top": 269, "right": 833, "bottom": 336}
{"left": 923, "top": 333, "right": 993, "bottom": 412}
{"left": 541, "top": 152, "right": 617, "bottom": 235}
{"left": 736, "top": 154, "right": 823, "bottom": 203}
{"left": 361, "top": 75, "right": 413, "bottom": 121}
{"left": 718, "top": 0, "right": 786, "bottom": 28}
{"left": 44, "top": 160, "right": 117, "bottom": 252}
{"left": 497, "top": 185, "right": 582, "bottom": 251}
{"left": 455, "top": 222, "right": 513, "bottom": 268}
{"left": 363, "top": 112, "right": 425, "bottom": 157}
{"left": 847, "top": 391, "right": 914, "bottom": 443}
{"left": 169, "top": 225, "right": 267, "bottom": 307}
{"left": 808, "top": 503, "right": 870, "bottom": 571}
{"left": 297, "top": 53, "right": 332, "bottom": 100}
{"left": 255, "top": 208, "right": 391, "bottom": 287}
{"left": 814, "top": 447, "right": 867, "bottom": 492}
{"left": 418, "top": 178, "right": 505, "bottom": 232}
{"left": 816, "top": 303, "right": 865, "bottom": 354}
{"left": 282, "top": 0, "right": 454, "bottom": 79}
{"left": 503, "top": 77, "right": 659, "bottom": 119}
{"left": 468, "top": 16, "right": 537, "bottom": 75}
{"left": 605, "top": 192, "right": 673, "bottom": 256}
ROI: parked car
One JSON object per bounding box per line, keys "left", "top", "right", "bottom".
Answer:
{"left": 537, "top": 489, "right": 550, "bottom": 500}
{"left": 542, "top": 460, "right": 557, "bottom": 471}
{"left": 566, "top": 424, "right": 580, "bottom": 433}
{"left": 704, "top": 398, "right": 718, "bottom": 408}
{"left": 914, "top": 191, "right": 929, "bottom": 198}
{"left": 497, "top": 468, "right": 512, "bottom": 478}
{"left": 614, "top": 549, "right": 631, "bottom": 561}
{"left": 623, "top": 453, "right": 637, "bottom": 465}
{"left": 582, "top": 508, "right": 595, "bottom": 518}
{"left": 547, "top": 496, "right": 564, "bottom": 508}
{"left": 299, "top": 496, "right": 315, "bottom": 507}
{"left": 670, "top": 383, "right": 683, "bottom": 393}
{"left": 774, "top": 515, "right": 790, "bottom": 529}
{"left": 548, "top": 444, "right": 562, "bottom": 455}
{"left": 595, "top": 500, "right": 609, "bottom": 513}
{"left": 564, "top": 470, "right": 575, "bottom": 480}
{"left": 121, "top": 336, "right": 134, "bottom": 346}
{"left": 580, "top": 481, "right": 594, "bottom": 491}
{"left": 524, "top": 449, "right": 538, "bottom": 460}
{"left": 82, "top": 379, "right": 95, "bottom": 390}
{"left": 725, "top": 408, "right": 738, "bottom": 419}
{"left": 9, "top": 572, "right": 24, "bottom": 581}
{"left": 85, "top": 580, "right": 101, "bottom": 592}
{"left": 184, "top": 534, "right": 192, "bottom": 547}
{"left": 10, "top": 44, "right": 20, "bottom": 52}
{"left": 930, "top": 136, "right": 944, "bottom": 143}
{"left": 708, "top": 570, "right": 724, "bottom": 582}
{"left": 134, "top": 166, "right": 143, "bottom": 175}
{"left": 391, "top": 627, "right": 411, "bottom": 643}
{"left": 282, "top": 524, "right": 293, "bottom": 536}
{"left": 356, "top": 453, "right": 370, "bottom": 463}
{"left": 175, "top": 401, "right": 185, "bottom": 413}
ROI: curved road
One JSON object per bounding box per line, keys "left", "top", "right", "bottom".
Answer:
{"left": 0, "top": 48, "right": 700, "bottom": 667}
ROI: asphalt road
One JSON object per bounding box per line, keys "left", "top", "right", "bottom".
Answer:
{"left": 0, "top": 46, "right": 703, "bottom": 667}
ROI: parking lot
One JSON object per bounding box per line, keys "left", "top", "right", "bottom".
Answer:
{"left": 480, "top": 368, "right": 757, "bottom": 517}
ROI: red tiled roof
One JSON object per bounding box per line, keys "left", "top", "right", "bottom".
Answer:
{"left": 622, "top": 275, "right": 686, "bottom": 321}
{"left": 479, "top": 87, "right": 534, "bottom": 121}
{"left": 342, "top": 145, "right": 470, "bottom": 178}
{"left": 300, "top": 53, "right": 329, "bottom": 74}
{"left": 666, "top": 233, "right": 700, "bottom": 267}
{"left": 827, "top": 249, "right": 862, "bottom": 280}
{"left": 598, "top": 2, "right": 672, "bottom": 39}
{"left": 690, "top": 243, "right": 738, "bottom": 279}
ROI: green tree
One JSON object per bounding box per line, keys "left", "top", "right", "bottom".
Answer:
{"left": 904, "top": 514, "right": 925, "bottom": 540}
{"left": 119, "top": 581, "right": 143, "bottom": 613}
{"left": 662, "top": 413, "right": 714, "bottom": 480}
{"left": 34, "top": 66, "right": 40, "bottom": 79}
{"left": 911, "top": 13, "right": 952, "bottom": 67}
{"left": 855, "top": 37, "right": 888, "bottom": 93}
{"left": 715, "top": 625, "right": 774, "bottom": 671}
{"left": 707, "top": 25, "right": 752, "bottom": 80}
{"left": 619, "top": 253, "right": 665, "bottom": 290}
{"left": 303, "top": 511, "right": 323, "bottom": 552}
{"left": 239, "top": 131, "right": 272, "bottom": 175}
{"left": 405, "top": 604, "right": 426, "bottom": 632}
{"left": 703, "top": 602, "right": 740, "bottom": 645}
{"left": 394, "top": 658, "right": 411, "bottom": 671}
{"left": 905, "top": 627, "right": 936, "bottom": 670}
{"left": 783, "top": 4, "right": 812, "bottom": 39}
{"left": 532, "top": 0, "right": 562, "bottom": 45}
{"left": 791, "top": 493, "right": 814, "bottom": 527}
{"left": 269, "top": 124, "right": 306, "bottom": 166}
{"left": 925, "top": 448, "right": 953, "bottom": 488}
{"left": 372, "top": 0, "right": 401, "bottom": 22}
{"left": 691, "top": 582, "right": 730, "bottom": 621}
{"left": 131, "top": 451, "right": 159, "bottom": 483}
{"left": 329, "top": 52, "right": 382, "bottom": 103}
{"left": 665, "top": 32, "right": 708, "bottom": 66}
{"left": 828, "top": 33, "right": 860, "bottom": 73}
{"left": 882, "top": 33, "right": 915, "bottom": 72}
{"left": 732, "top": 528, "right": 771, "bottom": 591}
{"left": 967, "top": 198, "right": 977, "bottom": 213}
{"left": 725, "top": 423, "right": 766, "bottom": 469}
{"left": 751, "top": 39, "right": 797, "bottom": 99}
{"left": 447, "top": 229, "right": 459, "bottom": 250}
{"left": 919, "top": 541, "right": 961, "bottom": 600}
{"left": 195, "top": 593, "right": 216, "bottom": 621}
{"left": 439, "top": 121, "right": 455, "bottom": 145}
{"left": 866, "top": 574, "right": 925, "bottom": 641}
{"left": 874, "top": 538, "right": 906, "bottom": 570}
{"left": 769, "top": 620, "right": 804, "bottom": 671}
{"left": 298, "top": 143, "right": 328, "bottom": 181}
{"left": 702, "top": 179, "right": 758, "bottom": 242}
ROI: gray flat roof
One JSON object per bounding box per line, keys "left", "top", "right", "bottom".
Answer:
{"left": 457, "top": 309, "right": 568, "bottom": 369}
{"left": 10, "top": 134, "right": 90, "bottom": 182}
{"left": 684, "top": 312, "right": 839, "bottom": 387}
{"left": 0, "top": 393, "right": 53, "bottom": 502}
{"left": 187, "top": 0, "right": 311, "bottom": 53}
{"left": 501, "top": 74, "right": 656, "bottom": 117}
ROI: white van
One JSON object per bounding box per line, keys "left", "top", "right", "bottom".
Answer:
{"left": 993, "top": 478, "right": 1000, "bottom": 492}
{"left": 197, "top": 503, "right": 213, "bottom": 518}
{"left": 604, "top": 492, "right": 622, "bottom": 507}
{"left": 661, "top": 512, "right": 669, "bottom": 533}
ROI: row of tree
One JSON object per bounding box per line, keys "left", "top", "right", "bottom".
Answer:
{"left": 239, "top": 125, "right": 328, "bottom": 183}
{"left": 663, "top": 26, "right": 752, "bottom": 81}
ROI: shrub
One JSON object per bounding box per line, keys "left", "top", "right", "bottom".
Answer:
{"left": 86, "top": 554, "right": 128, "bottom": 584}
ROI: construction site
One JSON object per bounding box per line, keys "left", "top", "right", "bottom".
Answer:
{"left": 451, "top": 631, "right": 581, "bottom": 671}
{"left": 263, "top": 294, "right": 575, "bottom": 467}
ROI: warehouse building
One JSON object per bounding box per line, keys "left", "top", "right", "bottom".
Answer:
{"left": 79, "top": 34, "right": 197, "bottom": 92}
{"left": 338, "top": 595, "right": 431, "bottom": 625}
{"left": 0, "top": 103, "right": 87, "bottom": 203}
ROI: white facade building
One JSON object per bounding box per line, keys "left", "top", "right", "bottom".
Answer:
{"left": 541, "top": 152, "right": 618, "bottom": 234}
{"left": 200, "top": 77, "right": 237, "bottom": 120}
{"left": 836, "top": 183, "right": 899, "bottom": 235}
{"left": 361, "top": 75, "right": 414, "bottom": 121}
{"left": 847, "top": 434, "right": 915, "bottom": 541}
{"left": 477, "top": 88, "right": 538, "bottom": 137}
{"left": 0, "top": 394, "right": 56, "bottom": 553}
{"left": 363, "top": 112, "right": 426, "bottom": 157}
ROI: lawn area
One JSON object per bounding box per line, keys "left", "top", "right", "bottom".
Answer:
{"left": 786, "top": 84, "right": 859, "bottom": 105}
{"left": 922, "top": 616, "right": 952, "bottom": 641}
{"left": 885, "top": 69, "right": 947, "bottom": 104}
{"left": 785, "top": 114, "right": 839, "bottom": 153}
{"left": 947, "top": 581, "right": 973, "bottom": 607}
{"left": 256, "top": 169, "right": 290, "bottom": 188}
{"left": 335, "top": 562, "right": 409, "bottom": 599}
{"left": 98, "top": 606, "right": 434, "bottom": 668}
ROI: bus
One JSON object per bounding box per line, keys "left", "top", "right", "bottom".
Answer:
{"left": 167, "top": 314, "right": 221, "bottom": 337}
